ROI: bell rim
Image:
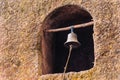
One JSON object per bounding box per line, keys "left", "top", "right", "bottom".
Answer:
{"left": 64, "top": 41, "right": 81, "bottom": 48}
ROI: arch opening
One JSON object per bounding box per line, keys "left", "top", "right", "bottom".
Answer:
{"left": 41, "top": 5, "right": 94, "bottom": 75}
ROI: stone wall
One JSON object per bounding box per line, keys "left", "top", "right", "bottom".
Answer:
{"left": 0, "top": 0, "right": 120, "bottom": 80}
{"left": 0, "top": 0, "right": 42, "bottom": 80}
{"left": 39, "top": 0, "right": 120, "bottom": 80}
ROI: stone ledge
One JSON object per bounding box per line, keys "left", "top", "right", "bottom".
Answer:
{"left": 39, "top": 68, "right": 95, "bottom": 80}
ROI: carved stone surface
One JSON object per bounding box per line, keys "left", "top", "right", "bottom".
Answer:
{"left": 0, "top": 0, "right": 120, "bottom": 80}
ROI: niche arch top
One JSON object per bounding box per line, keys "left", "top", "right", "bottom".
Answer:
{"left": 43, "top": 5, "right": 93, "bottom": 30}
{"left": 41, "top": 4, "right": 94, "bottom": 75}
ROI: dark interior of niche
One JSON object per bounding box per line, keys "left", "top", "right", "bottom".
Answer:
{"left": 42, "top": 5, "right": 94, "bottom": 74}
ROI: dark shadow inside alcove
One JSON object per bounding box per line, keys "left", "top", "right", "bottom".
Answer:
{"left": 41, "top": 5, "right": 94, "bottom": 75}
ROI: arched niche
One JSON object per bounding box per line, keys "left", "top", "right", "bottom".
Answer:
{"left": 41, "top": 5, "right": 94, "bottom": 75}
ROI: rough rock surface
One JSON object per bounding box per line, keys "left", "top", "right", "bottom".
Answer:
{"left": 0, "top": 0, "right": 120, "bottom": 80}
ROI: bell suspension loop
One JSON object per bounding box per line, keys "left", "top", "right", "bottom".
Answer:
{"left": 71, "top": 26, "right": 74, "bottom": 33}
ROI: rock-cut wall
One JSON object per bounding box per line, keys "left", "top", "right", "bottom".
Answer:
{"left": 0, "top": 0, "right": 120, "bottom": 80}
{"left": 39, "top": 0, "right": 120, "bottom": 80}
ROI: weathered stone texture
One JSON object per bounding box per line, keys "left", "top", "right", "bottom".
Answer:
{"left": 0, "top": 0, "right": 120, "bottom": 80}
{"left": 40, "top": 0, "right": 120, "bottom": 80}
{"left": 0, "top": 0, "right": 41, "bottom": 80}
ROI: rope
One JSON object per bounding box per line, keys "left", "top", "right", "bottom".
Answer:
{"left": 63, "top": 45, "right": 73, "bottom": 80}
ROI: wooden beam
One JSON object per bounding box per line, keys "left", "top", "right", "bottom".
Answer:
{"left": 45, "top": 21, "right": 94, "bottom": 33}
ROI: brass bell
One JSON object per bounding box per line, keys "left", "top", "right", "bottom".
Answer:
{"left": 64, "top": 26, "right": 80, "bottom": 48}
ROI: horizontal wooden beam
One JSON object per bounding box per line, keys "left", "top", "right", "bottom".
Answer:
{"left": 45, "top": 21, "right": 94, "bottom": 33}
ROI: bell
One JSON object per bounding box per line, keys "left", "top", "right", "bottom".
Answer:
{"left": 64, "top": 32, "right": 80, "bottom": 48}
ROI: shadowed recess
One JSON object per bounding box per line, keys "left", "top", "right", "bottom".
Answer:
{"left": 41, "top": 5, "right": 94, "bottom": 74}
